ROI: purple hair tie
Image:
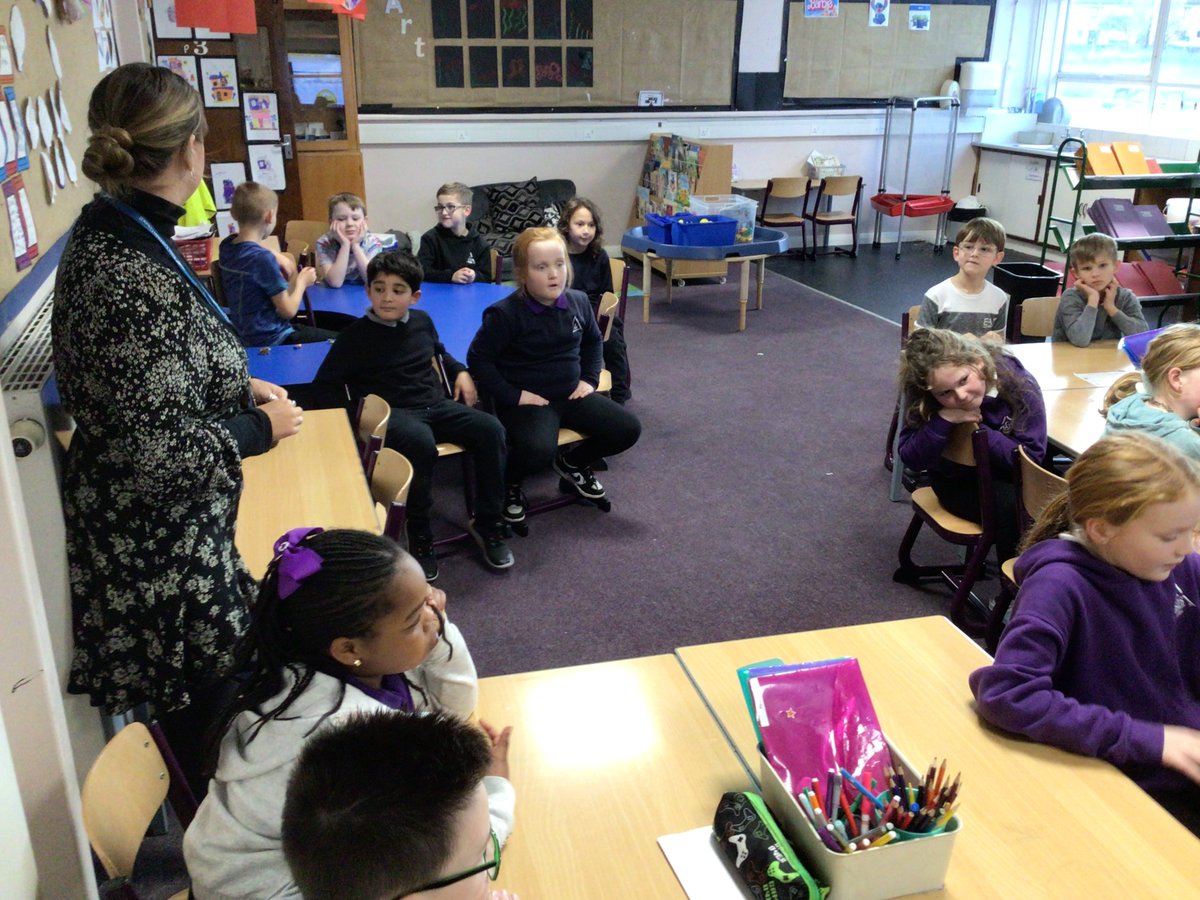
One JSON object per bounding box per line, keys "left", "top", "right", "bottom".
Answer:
{"left": 273, "top": 527, "right": 325, "bottom": 599}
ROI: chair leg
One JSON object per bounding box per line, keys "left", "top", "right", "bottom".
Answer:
{"left": 884, "top": 402, "right": 900, "bottom": 472}
{"left": 893, "top": 514, "right": 926, "bottom": 581}
{"left": 948, "top": 539, "right": 991, "bottom": 634}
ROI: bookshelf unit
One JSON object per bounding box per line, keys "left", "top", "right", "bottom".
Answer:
{"left": 1039, "top": 139, "right": 1200, "bottom": 299}
{"left": 627, "top": 134, "right": 733, "bottom": 282}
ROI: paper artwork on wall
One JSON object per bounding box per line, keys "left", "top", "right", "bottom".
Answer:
{"left": 92, "top": 0, "right": 114, "bottom": 29}
{"left": 152, "top": 0, "right": 191, "bottom": 39}
{"left": 95, "top": 25, "right": 117, "bottom": 71}
{"left": 52, "top": 138, "right": 66, "bottom": 188}
{"left": 62, "top": 140, "right": 77, "bottom": 183}
{"left": 55, "top": 84, "right": 70, "bottom": 133}
{"left": 47, "top": 88, "right": 63, "bottom": 140}
{"left": 868, "top": 0, "right": 889, "bottom": 27}
{"left": 210, "top": 161, "right": 246, "bottom": 209}
{"left": 195, "top": 28, "right": 231, "bottom": 40}
{"left": 0, "top": 28, "right": 13, "bottom": 84}
{"left": 200, "top": 57, "right": 239, "bottom": 108}
{"left": 24, "top": 98, "right": 39, "bottom": 150}
{"left": 157, "top": 54, "right": 199, "bottom": 92}
{"left": 47, "top": 28, "right": 61, "bottom": 78}
{"left": 3, "top": 86, "right": 27, "bottom": 175}
{"left": 908, "top": 3, "right": 930, "bottom": 30}
{"left": 40, "top": 151, "right": 55, "bottom": 203}
{"left": 0, "top": 98, "right": 13, "bottom": 175}
{"left": 36, "top": 95, "right": 52, "bottom": 145}
{"left": 10, "top": 6, "right": 25, "bottom": 71}
{"left": 215, "top": 210, "right": 237, "bottom": 237}
{"left": 242, "top": 91, "right": 280, "bottom": 142}
{"left": 5, "top": 175, "right": 39, "bottom": 270}
{"left": 247, "top": 143, "right": 284, "bottom": 189}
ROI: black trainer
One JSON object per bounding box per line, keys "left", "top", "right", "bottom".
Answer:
{"left": 407, "top": 531, "right": 439, "bottom": 582}
{"left": 467, "top": 518, "right": 515, "bottom": 570}
{"left": 503, "top": 484, "right": 527, "bottom": 524}
{"left": 553, "top": 453, "right": 606, "bottom": 500}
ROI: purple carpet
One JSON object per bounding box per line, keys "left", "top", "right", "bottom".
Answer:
{"left": 431, "top": 267, "right": 962, "bottom": 677}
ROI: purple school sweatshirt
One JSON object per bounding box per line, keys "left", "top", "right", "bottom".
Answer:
{"left": 970, "top": 537, "right": 1200, "bottom": 796}
{"left": 898, "top": 354, "right": 1047, "bottom": 481}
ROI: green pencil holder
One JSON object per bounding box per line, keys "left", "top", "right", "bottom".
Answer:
{"left": 874, "top": 790, "right": 955, "bottom": 842}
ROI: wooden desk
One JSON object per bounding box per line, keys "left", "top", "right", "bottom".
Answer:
{"left": 479, "top": 655, "right": 751, "bottom": 899}
{"left": 1042, "top": 387, "right": 1107, "bottom": 456}
{"left": 235, "top": 408, "right": 378, "bottom": 577}
{"left": 677, "top": 616, "right": 1200, "bottom": 897}
{"left": 1007, "top": 339, "right": 1131, "bottom": 391}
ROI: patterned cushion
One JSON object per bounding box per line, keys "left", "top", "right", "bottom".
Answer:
{"left": 485, "top": 178, "right": 544, "bottom": 235}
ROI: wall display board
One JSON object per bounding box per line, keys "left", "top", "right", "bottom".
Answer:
{"left": 0, "top": 0, "right": 102, "bottom": 295}
{"left": 354, "top": 0, "right": 737, "bottom": 110}
{"left": 784, "top": 0, "right": 991, "bottom": 101}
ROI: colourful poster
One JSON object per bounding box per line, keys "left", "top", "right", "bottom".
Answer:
{"left": 869, "top": 0, "right": 890, "bottom": 27}
{"left": 805, "top": 0, "right": 838, "bottom": 16}
{"left": 909, "top": 3, "right": 931, "bottom": 30}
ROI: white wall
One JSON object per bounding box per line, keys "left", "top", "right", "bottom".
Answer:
{"left": 361, "top": 110, "right": 984, "bottom": 252}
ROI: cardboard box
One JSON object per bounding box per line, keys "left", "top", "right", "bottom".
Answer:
{"left": 759, "top": 740, "right": 961, "bottom": 900}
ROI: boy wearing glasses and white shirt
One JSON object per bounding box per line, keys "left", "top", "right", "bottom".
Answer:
{"left": 419, "top": 182, "right": 493, "bottom": 284}
{"left": 917, "top": 217, "right": 1010, "bottom": 341}
{"left": 282, "top": 710, "right": 517, "bottom": 900}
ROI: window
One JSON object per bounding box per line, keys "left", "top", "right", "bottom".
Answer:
{"left": 1050, "top": 0, "right": 1200, "bottom": 137}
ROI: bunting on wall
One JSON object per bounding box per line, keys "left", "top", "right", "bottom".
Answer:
{"left": 308, "top": 0, "right": 367, "bottom": 20}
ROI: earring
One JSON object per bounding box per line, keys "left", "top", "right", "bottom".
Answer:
{"left": 353, "top": 659, "right": 362, "bottom": 668}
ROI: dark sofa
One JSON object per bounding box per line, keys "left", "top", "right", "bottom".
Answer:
{"left": 467, "top": 178, "right": 578, "bottom": 278}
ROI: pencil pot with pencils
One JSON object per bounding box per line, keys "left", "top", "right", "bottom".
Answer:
{"left": 758, "top": 741, "right": 961, "bottom": 900}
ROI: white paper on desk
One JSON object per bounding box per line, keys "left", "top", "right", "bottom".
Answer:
{"left": 1074, "top": 371, "right": 1127, "bottom": 388}
{"left": 658, "top": 826, "right": 753, "bottom": 900}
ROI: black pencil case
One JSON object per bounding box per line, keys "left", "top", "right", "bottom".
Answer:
{"left": 713, "top": 790, "right": 828, "bottom": 900}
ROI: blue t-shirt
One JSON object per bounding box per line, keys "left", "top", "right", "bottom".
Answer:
{"left": 218, "top": 235, "right": 291, "bottom": 346}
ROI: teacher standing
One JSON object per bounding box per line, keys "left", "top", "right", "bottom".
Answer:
{"left": 52, "top": 63, "right": 302, "bottom": 780}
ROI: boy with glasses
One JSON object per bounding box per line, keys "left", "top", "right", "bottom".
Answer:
{"left": 1053, "top": 232, "right": 1148, "bottom": 346}
{"left": 282, "top": 710, "right": 517, "bottom": 900}
{"left": 917, "top": 217, "right": 1009, "bottom": 341}
{"left": 419, "top": 182, "right": 493, "bottom": 284}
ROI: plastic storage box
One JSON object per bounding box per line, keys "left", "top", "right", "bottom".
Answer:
{"left": 806, "top": 161, "right": 847, "bottom": 180}
{"left": 689, "top": 194, "right": 759, "bottom": 243}
{"left": 644, "top": 213, "right": 676, "bottom": 243}
{"left": 759, "top": 740, "right": 961, "bottom": 900}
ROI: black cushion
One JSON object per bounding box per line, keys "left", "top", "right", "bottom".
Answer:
{"left": 484, "top": 178, "right": 544, "bottom": 236}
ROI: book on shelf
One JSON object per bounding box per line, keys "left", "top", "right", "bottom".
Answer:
{"left": 1112, "top": 142, "right": 1150, "bottom": 175}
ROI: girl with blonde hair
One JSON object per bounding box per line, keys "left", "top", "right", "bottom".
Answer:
{"left": 1104, "top": 323, "right": 1200, "bottom": 460}
{"left": 898, "top": 327, "right": 1047, "bottom": 559}
{"left": 971, "top": 432, "right": 1200, "bottom": 835}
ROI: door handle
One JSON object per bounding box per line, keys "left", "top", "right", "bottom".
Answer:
{"left": 281, "top": 135, "right": 293, "bottom": 161}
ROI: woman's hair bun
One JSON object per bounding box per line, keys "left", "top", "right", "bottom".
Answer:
{"left": 82, "top": 126, "right": 136, "bottom": 181}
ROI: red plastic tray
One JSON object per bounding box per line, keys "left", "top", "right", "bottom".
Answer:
{"left": 870, "top": 193, "right": 955, "bottom": 218}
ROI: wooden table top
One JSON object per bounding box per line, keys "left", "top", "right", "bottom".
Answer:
{"left": 479, "top": 655, "right": 752, "bottom": 899}
{"left": 676, "top": 616, "right": 1200, "bottom": 898}
{"left": 235, "top": 408, "right": 378, "bottom": 578}
{"left": 1007, "top": 339, "right": 1131, "bottom": 391}
{"left": 1042, "top": 387, "right": 1108, "bottom": 456}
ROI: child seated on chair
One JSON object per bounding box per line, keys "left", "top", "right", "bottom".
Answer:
{"left": 1053, "top": 233, "right": 1149, "bottom": 346}
{"left": 467, "top": 227, "right": 641, "bottom": 529}
{"left": 970, "top": 432, "right": 1200, "bottom": 837}
{"left": 184, "top": 528, "right": 515, "bottom": 900}
{"left": 916, "top": 217, "right": 1009, "bottom": 341}
{"left": 898, "top": 327, "right": 1047, "bottom": 561}
{"left": 314, "top": 250, "right": 513, "bottom": 579}
{"left": 418, "top": 182, "right": 493, "bottom": 284}
{"left": 282, "top": 710, "right": 519, "bottom": 900}
{"left": 315, "top": 191, "right": 384, "bottom": 287}
{"left": 1103, "top": 323, "right": 1200, "bottom": 460}
{"left": 218, "top": 182, "right": 335, "bottom": 346}
{"left": 558, "top": 197, "right": 631, "bottom": 405}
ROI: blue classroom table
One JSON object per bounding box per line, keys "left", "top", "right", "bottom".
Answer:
{"left": 248, "top": 280, "right": 513, "bottom": 386}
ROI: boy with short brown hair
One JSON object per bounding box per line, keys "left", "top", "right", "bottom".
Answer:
{"left": 418, "top": 181, "right": 493, "bottom": 284}
{"left": 315, "top": 191, "right": 384, "bottom": 287}
{"left": 917, "top": 217, "right": 1009, "bottom": 340}
{"left": 1053, "top": 232, "right": 1149, "bottom": 346}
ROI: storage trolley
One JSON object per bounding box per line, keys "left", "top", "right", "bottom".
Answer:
{"left": 871, "top": 96, "right": 960, "bottom": 259}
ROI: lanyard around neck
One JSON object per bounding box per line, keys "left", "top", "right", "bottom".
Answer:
{"left": 106, "top": 195, "right": 232, "bottom": 326}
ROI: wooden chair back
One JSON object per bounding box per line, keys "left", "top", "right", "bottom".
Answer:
{"left": 942, "top": 422, "right": 979, "bottom": 467}
{"left": 489, "top": 247, "right": 503, "bottom": 284}
{"left": 371, "top": 448, "right": 414, "bottom": 541}
{"left": 900, "top": 303, "right": 922, "bottom": 345}
{"left": 608, "top": 257, "right": 630, "bottom": 319}
{"left": 597, "top": 291, "right": 620, "bottom": 342}
{"left": 356, "top": 394, "right": 391, "bottom": 475}
{"left": 284, "top": 219, "right": 327, "bottom": 258}
{"left": 208, "top": 259, "right": 228, "bottom": 308}
{"left": 81, "top": 723, "right": 181, "bottom": 883}
{"left": 1014, "top": 296, "right": 1060, "bottom": 340}
{"left": 1015, "top": 444, "right": 1067, "bottom": 535}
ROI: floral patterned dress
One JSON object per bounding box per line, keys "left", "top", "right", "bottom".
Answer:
{"left": 52, "top": 190, "right": 273, "bottom": 714}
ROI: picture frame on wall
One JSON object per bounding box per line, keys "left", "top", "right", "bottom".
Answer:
{"left": 199, "top": 57, "right": 239, "bottom": 108}
{"left": 242, "top": 91, "right": 280, "bottom": 142}
{"left": 156, "top": 55, "right": 199, "bottom": 92}
{"left": 151, "top": 0, "right": 192, "bottom": 40}
{"left": 210, "top": 161, "right": 247, "bottom": 210}
{"left": 248, "top": 144, "right": 286, "bottom": 190}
